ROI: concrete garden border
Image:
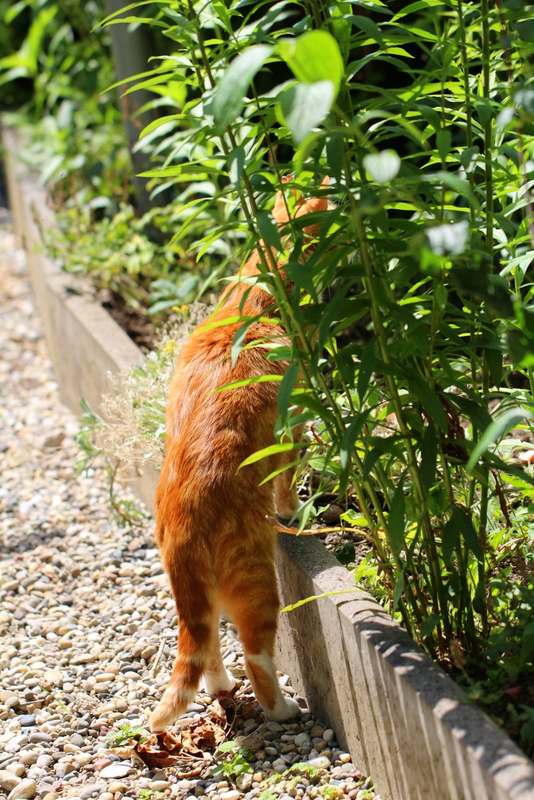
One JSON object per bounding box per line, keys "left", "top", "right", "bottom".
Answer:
{"left": 4, "top": 125, "right": 534, "bottom": 800}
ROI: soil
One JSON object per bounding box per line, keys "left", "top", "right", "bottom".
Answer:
{"left": 97, "top": 289, "right": 156, "bottom": 352}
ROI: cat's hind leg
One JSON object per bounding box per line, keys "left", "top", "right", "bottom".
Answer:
{"left": 202, "top": 616, "right": 236, "bottom": 695}
{"left": 222, "top": 558, "right": 300, "bottom": 722}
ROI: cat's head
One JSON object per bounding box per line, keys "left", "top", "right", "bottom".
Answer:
{"left": 272, "top": 176, "right": 329, "bottom": 240}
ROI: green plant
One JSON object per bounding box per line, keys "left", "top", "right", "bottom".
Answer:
{"left": 74, "top": 398, "right": 149, "bottom": 528}
{"left": 261, "top": 763, "right": 320, "bottom": 788}
{"left": 320, "top": 784, "right": 340, "bottom": 800}
{"left": 105, "top": 721, "right": 149, "bottom": 747}
{"left": 137, "top": 790, "right": 164, "bottom": 800}
{"left": 102, "top": 0, "right": 534, "bottom": 647}
{"left": 212, "top": 740, "right": 254, "bottom": 782}
{"left": 95, "top": 0, "right": 534, "bottom": 750}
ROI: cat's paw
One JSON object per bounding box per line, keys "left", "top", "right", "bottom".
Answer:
{"left": 149, "top": 685, "right": 193, "bottom": 732}
{"left": 264, "top": 695, "right": 301, "bottom": 722}
{"left": 202, "top": 667, "right": 236, "bottom": 695}
{"left": 275, "top": 499, "right": 302, "bottom": 522}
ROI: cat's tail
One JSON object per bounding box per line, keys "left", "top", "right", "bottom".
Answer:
{"left": 149, "top": 622, "right": 205, "bottom": 732}
{"left": 149, "top": 534, "right": 219, "bottom": 732}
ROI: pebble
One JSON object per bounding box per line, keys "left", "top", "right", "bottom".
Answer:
{"left": 6, "top": 779, "right": 37, "bottom": 800}
{"left": 0, "top": 772, "right": 20, "bottom": 792}
{"left": 0, "top": 212, "right": 378, "bottom": 800}
{"left": 150, "top": 780, "right": 171, "bottom": 791}
{"left": 100, "top": 765, "right": 131, "bottom": 779}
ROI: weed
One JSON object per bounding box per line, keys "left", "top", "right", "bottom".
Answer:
{"left": 212, "top": 740, "right": 254, "bottom": 782}
{"left": 105, "top": 722, "right": 149, "bottom": 748}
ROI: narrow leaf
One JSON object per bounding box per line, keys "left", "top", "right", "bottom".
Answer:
{"left": 388, "top": 478, "right": 405, "bottom": 558}
{"left": 278, "top": 362, "right": 299, "bottom": 416}
{"left": 467, "top": 408, "right": 534, "bottom": 471}
{"left": 239, "top": 441, "right": 306, "bottom": 469}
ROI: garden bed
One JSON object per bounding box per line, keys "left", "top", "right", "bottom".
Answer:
{"left": 4, "top": 124, "right": 534, "bottom": 800}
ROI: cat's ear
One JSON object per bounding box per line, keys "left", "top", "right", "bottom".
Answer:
{"left": 273, "top": 175, "right": 294, "bottom": 219}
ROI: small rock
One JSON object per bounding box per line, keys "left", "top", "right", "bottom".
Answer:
{"left": 107, "top": 781, "right": 125, "bottom": 794}
{"left": 28, "top": 733, "right": 52, "bottom": 745}
{"left": 6, "top": 765, "right": 25, "bottom": 778}
{"left": 69, "top": 734, "right": 85, "bottom": 748}
{"left": 306, "top": 756, "right": 331, "bottom": 770}
{"left": 18, "top": 717, "right": 35, "bottom": 728}
{"left": 266, "top": 722, "right": 284, "bottom": 732}
{"left": 220, "top": 792, "right": 241, "bottom": 800}
{"left": 43, "top": 432, "right": 65, "bottom": 449}
{"left": 42, "top": 794, "right": 58, "bottom": 800}
{"left": 99, "top": 765, "right": 132, "bottom": 779}
{"left": 75, "top": 753, "right": 93, "bottom": 768}
{"left": 7, "top": 778, "right": 37, "bottom": 800}
{"left": 0, "top": 771, "right": 21, "bottom": 792}
{"left": 18, "top": 752, "right": 37, "bottom": 766}
{"left": 322, "top": 729, "right": 335, "bottom": 742}
{"left": 150, "top": 781, "right": 170, "bottom": 792}
{"left": 294, "top": 733, "right": 311, "bottom": 748}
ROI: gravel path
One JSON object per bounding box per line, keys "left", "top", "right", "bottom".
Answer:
{"left": 0, "top": 208, "right": 379, "bottom": 800}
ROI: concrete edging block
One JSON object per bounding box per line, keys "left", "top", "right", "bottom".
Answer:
{"left": 4, "top": 125, "right": 534, "bottom": 800}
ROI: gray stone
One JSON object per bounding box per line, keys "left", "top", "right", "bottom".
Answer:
{"left": 27, "top": 734, "right": 52, "bottom": 745}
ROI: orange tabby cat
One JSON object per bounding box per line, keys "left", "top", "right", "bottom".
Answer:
{"left": 150, "top": 184, "right": 328, "bottom": 732}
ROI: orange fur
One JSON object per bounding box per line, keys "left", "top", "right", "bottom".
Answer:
{"left": 150, "top": 186, "right": 328, "bottom": 732}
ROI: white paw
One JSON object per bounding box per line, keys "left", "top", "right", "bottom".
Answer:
{"left": 264, "top": 695, "right": 301, "bottom": 722}
{"left": 275, "top": 502, "right": 302, "bottom": 522}
{"left": 202, "top": 668, "right": 236, "bottom": 695}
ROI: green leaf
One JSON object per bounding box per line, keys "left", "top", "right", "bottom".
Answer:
{"left": 420, "top": 425, "right": 437, "bottom": 493}
{"left": 363, "top": 150, "right": 400, "bottom": 184}
{"left": 357, "top": 340, "right": 375, "bottom": 402}
{"left": 281, "top": 589, "right": 359, "bottom": 613}
{"left": 392, "top": 568, "right": 405, "bottom": 612}
{"left": 436, "top": 129, "right": 451, "bottom": 161}
{"left": 327, "top": 132, "right": 344, "bottom": 183}
{"left": 447, "top": 395, "right": 492, "bottom": 433}
{"left": 467, "top": 407, "right": 534, "bottom": 471}
{"left": 419, "top": 613, "right": 440, "bottom": 640}
{"left": 231, "top": 320, "right": 255, "bottom": 367}
{"left": 139, "top": 114, "right": 182, "bottom": 140}
{"left": 442, "top": 512, "right": 460, "bottom": 565}
{"left": 388, "top": 478, "right": 405, "bottom": 558}
{"left": 280, "top": 81, "right": 335, "bottom": 144}
{"left": 407, "top": 377, "right": 448, "bottom": 432}
{"left": 278, "top": 30, "right": 343, "bottom": 95}
{"left": 443, "top": 505, "right": 482, "bottom": 563}
{"left": 212, "top": 375, "right": 283, "bottom": 393}
{"left": 348, "top": 15, "right": 383, "bottom": 44}
{"left": 278, "top": 362, "right": 299, "bottom": 416}
{"left": 257, "top": 210, "right": 283, "bottom": 252}
{"left": 213, "top": 44, "right": 274, "bottom": 128}
{"left": 339, "top": 412, "right": 370, "bottom": 493}
{"left": 239, "top": 441, "right": 306, "bottom": 469}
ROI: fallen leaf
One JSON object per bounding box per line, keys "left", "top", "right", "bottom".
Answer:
{"left": 134, "top": 731, "right": 183, "bottom": 769}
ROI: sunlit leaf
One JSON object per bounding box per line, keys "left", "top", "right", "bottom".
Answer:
{"left": 213, "top": 44, "right": 273, "bottom": 128}
{"left": 363, "top": 150, "right": 401, "bottom": 183}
